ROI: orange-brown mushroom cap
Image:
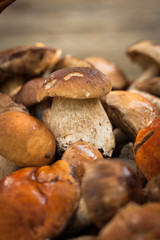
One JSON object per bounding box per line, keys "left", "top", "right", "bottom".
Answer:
{"left": 37, "top": 67, "right": 112, "bottom": 101}
{"left": 0, "top": 111, "right": 56, "bottom": 166}
{"left": 0, "top": 160, "right": 80, "bottom": 240}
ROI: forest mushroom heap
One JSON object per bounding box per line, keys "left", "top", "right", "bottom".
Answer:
{"left": 0, "top": 40, "right": 160, "bottom": 240}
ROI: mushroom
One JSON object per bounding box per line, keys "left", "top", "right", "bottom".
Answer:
{"left": 54, "top": 54, "right": 93, "bottom": 71}
{"left": 62, "top": 140, "right": 103, "bottom": 182}
{"left": 0, "top": 160, "right": 80, "bottom": 240}
{"left": 98, "top": 202, "right": 160, "bottom": 240}
{"left": 0, "top": 0, "right": 16, "bottom": 13}
{"left": 82, "top": 159, "right": 142, "bottom": 228}
{"left": 127, "top": 40, "right": 160, "bottom": 90}
{"left": 37, "top": 67, "right": 115, "bottom": 156}
{"left": 0, "top": 76, "right": 25, "bottom": 96}
{"left": 0, "top": 44, "right": 62, "bottom": 82}
{"left": 133, "top": 116, "right": 160, "bottom": 180}
{"left": 144, "top": 175, "right": 160, "bottom": 202}
{"left": 0, "top": 155, "right": 20, "bottom": 180}
{"left": 118, "top": 142, "right": 134, "bottom": 160}
{"left": 103, "top": 90, "right": 159, "bottom": 141}
{"left": 0, "top": 111, "right": 56, "bottom": 167}
{"left": 85, "top": 56, "right": 128, "bottom": 90}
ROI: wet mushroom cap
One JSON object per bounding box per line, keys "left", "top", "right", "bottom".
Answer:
{"left": 0, "top": 111, "right": 56, "bottom": 166}
{"left": 127, "top": 40, "right": 160, "bottom": 69}
{"left": 0, "top": 160, "right": 79, "bottom": 240}
{"left": 37, "top": 67, "right": 112, "bottom": 101}
{"left": 134, "top": 116, "right": 160, "bottom": 180}
{"left": 0, "top": 44, "right": 62, "bottom": 82}
{"left": 85, "top": 56, "right": 128, "bottom": 90}
{"left": 105, "top": 90, "right": 159, "bottom": 140}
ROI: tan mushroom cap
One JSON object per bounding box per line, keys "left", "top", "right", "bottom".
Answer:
{"left": 37, "top": 67, "right": 112, "bottom": 101}
{"left": 14, "top": 77, "right": 45, "bottom": 107}
{"left": 127, "top": 40, "right": 160, "bottom": 69}
{"left": 86, "top": 56, "right": 128, "bottom": 90}
{"left": 62, "top": 140, "right": 103, "bottom": 182}
{"left": 0, "top": 160, "right": 80, "bottom": 240}
{"left": 105, "top": 90, "right": 160, "bottom": 140}
{"left": 0, "top": 111, "right": 56, "bottom": 166}
{"left": 135, "top": 76, "right": 160, "bottom": 97}
{"left": 54, "top": 55, "right": 93, "bottom": 70}
{"left": 0, "top": 44, "right": 62, "bottom": 82}
{"left": 99, "top": 202, "right": 160, "bottom": 240}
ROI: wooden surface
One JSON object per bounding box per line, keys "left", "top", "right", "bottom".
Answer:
{"left": 0, "top": 0, "right": 160, "bottom": 79}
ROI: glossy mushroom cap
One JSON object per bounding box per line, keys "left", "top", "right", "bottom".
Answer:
{"left": 86, "top": 56, "right": 128, "bottom": 90}
{"left": 0, "top": 111, "right": 56, "bottom": 166}
{"left": 62, "top": 140, "right": 103, "bottom": 182}
{"left": 134, "top": 116, "right": 160, "bottom": 180}
{"left": 0, "top": 44, "right": 62, "bottom": 82}
{"left": 127, "top": 40, "right": 160, "bottom": 69}
{"left": 37, "top": 67, "right": 112, "bottom": 101}
{"left": 105, "top": 90, "right": 159, "bottom": 140}
{"left": 99, "top": 202, "right": 160, "bottom": 240}
{"left": 0, "top": 160, "right": 79, "bottom": 240}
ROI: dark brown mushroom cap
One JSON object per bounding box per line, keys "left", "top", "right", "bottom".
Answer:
{"left": 54, "top": 55, "right": 93, "bottom": 70}
{"left": 37, "top": 67, "right": 112, "bottom": 101}
{"left": 127, "top": 40, "right": 160, "bottom": 69}
{"left": 85, "top": 56, "right": 128, "bottom": 90}
{"left": 0, "top": 44, "right": 62, "bottom": 82}
{"left": 99, "top": 202, "right": 160, "bottom": 240}
{"left": 82, "top": 159, "right": 142, "bottom": 227}
{"left": 14, "top": 77, "right": 45, "bottom": 107}
{"left": 0, "top": 0, "right": 16, "bottom": 13}
{"left": 0, "top": 160, "right": 80, "bottom": 240}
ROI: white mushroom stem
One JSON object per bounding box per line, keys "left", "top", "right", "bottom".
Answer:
{"left": 129, "top": 65, "right": 159, "bottom": 90}
{"left": 0, "top": 155, "right": 20, "bottom": 180}
{"left": 49, "top": 97, "right": 115, "bottom": 156}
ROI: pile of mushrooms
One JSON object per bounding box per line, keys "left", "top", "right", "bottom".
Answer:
{"left": 0, "top": 39, "right": 160, "bottom": 240}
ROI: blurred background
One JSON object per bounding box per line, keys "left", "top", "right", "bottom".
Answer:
{"left": 0, "top": 0, "right": 160, "bottom": 79}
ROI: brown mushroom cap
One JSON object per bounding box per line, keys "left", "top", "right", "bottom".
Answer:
{"left": 99, "top": 202, "right": 160, "bottom": 240}
{"left": 86, "top": 56, "right": 128, "bottom": 90}
{"left": 82, "top": 159, "right": 142, "bottom": 228}
{"left": 127, "top": 40, "right": 160, "bottom": 70}
{"left": 54, "top": 55, "right": 93, "bottom": 70}
{"left": 105, "top": 90, "right": 160, "bottom": 140}
{"left": 37, "top": 67, "right": 112, "bottom": 101}
{"left": 135, "top": 76, "right": 160, "bottom": 97}
{"left": 62, "top": 140, "right": 103, "bottom": 182}
{"left": 0, "top": 0, "right": 16, "bottom": 13}
{"left": 0, "top": 160, "right": 79, "bottom": 240}
{"left": 14, "top": 77, "right": 45, "bottom": 107}
{"left": 0, "top": 44, "right": 62, "bottom": 82}
{"left": 0, "top": 111, "right": 56, "bottom": 166}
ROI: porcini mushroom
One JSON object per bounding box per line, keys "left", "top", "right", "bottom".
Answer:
{"left": 37, "top": 67, "right": 115, "bottom": 156}
{"left": 85, "top": 56, "right": 128, "bottom": 90}
{"left": 127, "top": 40, "right": 160, "bottom": 90}
{"left": 104, "top": 90, "right": 159, "bottom": 141}
{"left": 0, "top": 160, "right": 80, "bottom": 240}
{"left": 0, "top": 111, "right": 56, "bottom": 167}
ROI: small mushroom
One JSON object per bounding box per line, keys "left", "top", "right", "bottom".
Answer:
{"left": 0, "top": 0, "right": 16, "bottom": 13}
{"left": 37, "top": 67, "right": 115, "bottom": 157}
{"left": 0, "top": 160, "right": 80, "bottom": 240}
{"left": 0, "top": 111, "right": 56, "bottom": 167}
{"left": 54, "top": 55, "right": 93, "bottom": 70}
{"left": 82, "top": 159, "right": 142, "bottom": 228}
{"left": 118, "top": 142, "right": 134, "bottom": 160}
{"left": 144, "top": 175, "right": 160, "bottom": 202}
{"left": 85, "top": 56, "right": 128, "bottom": 90}
{"left": 98, "top": 202, "right": 160, "bottom": 240}
{"left": 133, "top": 116, "right": 160, "bottom": 180}
{"left": 127, "top": 40, "right": 160, "bottom": 90}
{"left": 104, "top": 90, "right": 159, "bottom": 141}
{"left": 62, "top": 140, "right": 103, "bottom": 182}
{"left": 0, "top": 44, "right": 62, "bottom": 82}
